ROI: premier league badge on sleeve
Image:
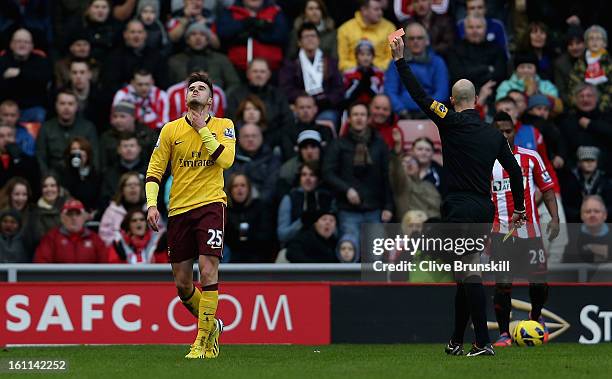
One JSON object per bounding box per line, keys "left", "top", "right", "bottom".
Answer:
{"left": 224, "top": 127, "right": 235, "bottom": 139}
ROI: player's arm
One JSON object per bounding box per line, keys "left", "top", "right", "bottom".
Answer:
{"left": 532, "top": 152, "right": 560, "bottom": 240}
{"left": 199, "top": 120, "right": 236, "bottom": 169}
{"left": 145, "top": 126, "right": 172, "bottom": 229}
{"left": 390, "top": 38, "right": 453, "bottom": 126}
{"left": 496, "top": 139, "right": 525, "bottom": 214}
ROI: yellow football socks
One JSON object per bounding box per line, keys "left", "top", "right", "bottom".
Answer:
{"left": 181, "top": 286, "right": 201, "bottom": 318}
{"left": 197, "top": 284, "right": 219, "bottom": 342}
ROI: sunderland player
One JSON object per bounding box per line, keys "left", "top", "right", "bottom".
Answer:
{"left": 489, "top": 111, "right": 560, "bottom": 347}
{"left": 146, "top": 72, "right": 235, "bottom": 359}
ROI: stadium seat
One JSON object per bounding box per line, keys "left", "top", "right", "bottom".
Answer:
{"left": 398, "top": 119, "right": 443, "bottom": 164}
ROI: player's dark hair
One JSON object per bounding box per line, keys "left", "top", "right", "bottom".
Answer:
{"left": 298, "top": 22, "right": 320, "bottom": 39}
{"left": 492, "top": 111, "right": 513, "bottom": 124}
{"left": 187, "top": 72, "right": 213, "bottom": 99}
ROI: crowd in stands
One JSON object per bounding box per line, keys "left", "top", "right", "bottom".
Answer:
{"left": 1, "top": 0, "right": 612, "bottom": 266}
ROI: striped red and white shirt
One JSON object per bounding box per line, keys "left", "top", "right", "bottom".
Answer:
{"left": 166, "top": 81, "right": 226, "bottom": 121}
{"left": 491, "top": 146, "right": 554, "bottom": 238}
{"left": 112, "top": 85, "right": 169, "bottom": 130}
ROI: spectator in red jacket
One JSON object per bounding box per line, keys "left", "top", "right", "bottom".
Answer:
{"left": 108, "top": 209, "right": 167, "bottom": 264}
{"left": 217, "top": 0, "right": 289, "bottom": 72}
{"left": 34, "top": 199, "right": 108, "bottom": 263}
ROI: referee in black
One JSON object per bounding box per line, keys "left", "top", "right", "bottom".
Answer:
{"left": 390, "top": 37, "right": 527, "bottom": 356}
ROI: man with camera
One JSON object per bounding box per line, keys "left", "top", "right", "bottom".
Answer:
{"left": 35, "top": 89, "right": 99, "bottom": 176}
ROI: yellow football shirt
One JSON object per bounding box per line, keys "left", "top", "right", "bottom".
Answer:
{"left": 146, "top": 115, "right": 236, "bottom": 216}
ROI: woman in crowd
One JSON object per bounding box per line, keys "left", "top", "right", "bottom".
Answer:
{"left": 569, "top": 25, "right": 612, "bottom": 112}
{"left": 99, "top": 172, "right": 147, "bottom": 246}
{"left": 225, "top": 173, "right": 277, "bottom": 263}
{"left": 389, "top": 131, "right": 441, "bottom": 220}
{"left": 0, "top": 177, "right": 40, "bottom": 258}
{"left": 277, "top": 162, "right": 334, "bottom": 244}
{"left": 35, "top": 174, "right": 69, "bottom": 237}
{"left": 62, "top": 137, "right": 101, "bottom": 213}
{"left": 517, "top": 22, "right": 556, "bottom": 81}
{"left": 108, "top": 209, "right": 167, "bottom": 263}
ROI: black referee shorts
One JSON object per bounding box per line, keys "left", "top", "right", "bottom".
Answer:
{"left": 442, "top": 192, "right": 495, "bottom": 223}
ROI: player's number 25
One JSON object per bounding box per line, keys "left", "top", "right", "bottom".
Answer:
{"left": 207, "top": 229, "right": 223, "bottom": 248}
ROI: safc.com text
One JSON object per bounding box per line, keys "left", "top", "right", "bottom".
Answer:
{"left": 371, "top": 235, "right": 487, "bottom": 256}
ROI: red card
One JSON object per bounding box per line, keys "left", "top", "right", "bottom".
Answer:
{"left": 388, "top": 28, "right": 405, "bottom": 44}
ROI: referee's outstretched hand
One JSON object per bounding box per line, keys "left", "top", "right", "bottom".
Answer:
{"left": 390, "top": 37, "right": 404, "bottom": 61}
{"left": 147, "top": 206, "right": 160, "bottom": 232}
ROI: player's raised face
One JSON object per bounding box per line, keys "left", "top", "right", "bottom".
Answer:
{"left": 187, "top": 81, "right": 212, "bottom": 108}
{"left": 494, "top": 120, "right": 515, "bottom": 144}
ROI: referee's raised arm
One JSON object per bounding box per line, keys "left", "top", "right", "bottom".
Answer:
{"left": 390, "top": 37, "right": 452, "bottom": 126}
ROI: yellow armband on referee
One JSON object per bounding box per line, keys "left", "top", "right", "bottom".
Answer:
{"left": 145, "top": 180, "right": 160, "bottom": 208}
{"left": 199, "top": 127, "right": 221, "bottom": 155}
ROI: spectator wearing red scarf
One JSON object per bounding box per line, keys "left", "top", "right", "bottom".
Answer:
{"left": 108, "top": 209, "right": 167, "bottom": 264}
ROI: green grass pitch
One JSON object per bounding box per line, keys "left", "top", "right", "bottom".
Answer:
{"left": 2, "top": 344, "right": 611, "bottom": 379}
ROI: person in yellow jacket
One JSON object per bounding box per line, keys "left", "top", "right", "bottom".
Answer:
{"left": 337, "top": 0, "right": 396, "bottom": 72}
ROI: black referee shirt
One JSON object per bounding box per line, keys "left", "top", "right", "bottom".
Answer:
{"left": 394, "top": 59, "right": 525, "bottom": 211}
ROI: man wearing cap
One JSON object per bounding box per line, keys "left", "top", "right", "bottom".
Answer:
{"left": 34, "top": 199, "right": 107, "bottom": 263}
{"left": 99, "top": 101, "right": 157, "bottom": 171}
{"left": 561, "top": 146, "right": 612, "bottom": 223}
{"left": 36, "top": 88, "right": 99, "bottom": 175}
{"left": 384, "top": 22, "right": 449, "bottom": 119}
{"left": 496, "top": 51, "right": 562, "bottom": 114}
{"left": 279, "top": 22, "right": 343, "bottom": 122}
{"left": 554, "top": 26, "right": 585, "bottom": 107}
{"left": 112, "top": 69, "right": 169, "bottom": 130}
{"left": 278, "top": 129, "right": 323, "bottom": 196}
{"left": 167, "top": 23, "right": 239, "bottom": 90}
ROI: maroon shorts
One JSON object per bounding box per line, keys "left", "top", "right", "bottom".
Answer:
{"left": 167, "top": 202, "right": 226, "bottom": 263}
